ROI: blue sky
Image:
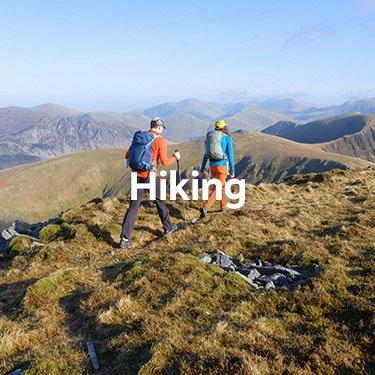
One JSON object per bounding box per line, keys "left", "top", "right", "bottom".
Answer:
{"left": 0, "top": 0, "right": 374, "bottom": 111}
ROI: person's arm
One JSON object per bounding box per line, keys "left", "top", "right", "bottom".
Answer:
{"left": 157, "top": 137, "right": 177, "bottom": 166}
{"left": 200, "top": 154, "right": 208, "bottom": 172}
{"left": 125, "top": 147, "right": 130, "bottom": 159}
{"left": 227, "top": 136, "right": 235, "bottom": 177}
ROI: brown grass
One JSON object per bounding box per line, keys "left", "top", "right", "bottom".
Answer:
{"left": 0, "top": 168, "right": 374, "bottom": 374}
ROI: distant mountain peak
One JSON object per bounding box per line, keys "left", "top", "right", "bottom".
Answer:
{"left": 31, "top": 103, "right": 80, "bottom": 115}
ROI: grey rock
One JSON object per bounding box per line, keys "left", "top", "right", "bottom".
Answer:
{"left": 253, "top": 265, "right": 301, "bottom": 279}
{"left": 15, "top": 220, "right": 34, "bottom": 235}
{"left": 247, "top": 268, "right": 261, "bottom": 281}
{"left": 213, "top": 249, "right": 237, "bottom": 270}
{"left": 248, "top": 281, "right": 261, "bottom": 290}
{"left": 312, "top": 263, "right": 322, "bottom": 275}
{"left": 8, "top": 228, "right": 21, "bottom": 237}
{"left": 1, "top": 227, "right": 15, "bottom": 240}
{"left": 199, "top": 255, "right": 212, "bottom": 264}
{"left": 265, "top": 280, "right": 276, "bottom": 289}
{"left": 272, "top": 264, "right": 302, "bottom": 278}
{"left": 0, "top": 240, "right": 9, "bottom": 254}
{"left": 257, "top": 275, "right": 272, "bottom": 284}
{"left": 270, "top": 273, "right": 289, "bottom": 286}
{"left": 235, "top": 272, "right": 261, "bottom": 289}
{"left": 201, "top": 249, "right": 312, "bottom": 291}
{"left": 0, "top": 218, "right": 59, "bottom": 247}
{"left": 86, "top": 340, "right": 100, "bottom": 370}
{"left": 9, "top": 369, "right": 24, "bottom": 375}
{"left": 30, "top": 241, "right": 44, "bottom": 250}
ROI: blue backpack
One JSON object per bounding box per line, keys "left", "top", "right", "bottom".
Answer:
{"left": 128, "top": 131, "right": 158, "bottom": 171}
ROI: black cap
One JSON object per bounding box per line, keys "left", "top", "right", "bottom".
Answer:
{"left": 150, "top": 117, "right": 166, "bottom": 129}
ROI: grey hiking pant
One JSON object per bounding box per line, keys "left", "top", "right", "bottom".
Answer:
{"left": 121, "top": 176, "right": 172, "bottom": 239}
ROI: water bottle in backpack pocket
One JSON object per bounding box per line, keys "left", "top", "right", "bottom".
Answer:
{"left": 128, "top": 131, "right": 158, "bottom": 171}
{"left": 205, "top": 130, "right": 226, "bottom": 161}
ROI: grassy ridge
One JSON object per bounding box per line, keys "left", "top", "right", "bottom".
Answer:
{"left": 262, "top": 114, "right": 375, "bottom": 162}
{"left": 0, "top": 168, "right": 374, "bottom": 374}
{"left": 0, "top": 131, "right": 372, "bottom": 224}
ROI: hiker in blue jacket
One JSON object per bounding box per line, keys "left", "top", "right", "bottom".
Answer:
{"left": 199, "top": 120, "right": 235, "bottom": 218}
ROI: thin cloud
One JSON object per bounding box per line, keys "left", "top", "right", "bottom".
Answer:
{"left": 217, "top": 89, "right": 251, "bottom": 102}
{"left": 359, "top": 0, "right": 375, "bottom": 12}
{"left": 342, "top": 89, "right": 375, "bottom": 100}
{"left": 283, "top": 24, "right": 335, "bottom": 47}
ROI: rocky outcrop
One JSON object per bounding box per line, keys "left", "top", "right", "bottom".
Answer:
{"left": 0, "top": 219, "right": 58, "bottom": 253}
{"left": 200, "top": 249, "right": 321, "bottom": 290}
{"left": 0, "top": 114, "right": 137, "bottom": 159}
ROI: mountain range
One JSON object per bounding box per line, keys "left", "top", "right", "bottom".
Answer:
{"left": 1, "top": 97, "right": 375, "bottom": 170}
{"left": 262, "top": 113, "right": 375, "bottom": 162}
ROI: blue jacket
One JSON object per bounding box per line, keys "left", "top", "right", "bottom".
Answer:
{"left": 200, "top": 133, "right": 235, "bottom": 175}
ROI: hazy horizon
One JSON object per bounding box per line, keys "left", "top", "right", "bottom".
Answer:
{"left": 2, "top": 93, "right": 375, "bottom": 115}
{"left": 1, "top": 0, "right": 374, "bottom": 112}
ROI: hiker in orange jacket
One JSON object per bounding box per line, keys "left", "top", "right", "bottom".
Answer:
{"left": 199, "top": 120, "right": 235, "bottom": 218}
{"left": 120, "top": 118, "right": 180, "bottom": 249}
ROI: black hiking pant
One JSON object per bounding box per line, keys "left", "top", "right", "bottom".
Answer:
{"left": 121, "top": 176, "right": 172, "bottom": 239}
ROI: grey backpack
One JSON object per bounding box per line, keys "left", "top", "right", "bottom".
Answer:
{"left": 205, "top": 130, "right": 225, "bottom": 161}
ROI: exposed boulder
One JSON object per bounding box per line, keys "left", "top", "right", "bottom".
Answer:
{"left": 0, "top": 218, "right": 58, "bottom": 254}
{"left": 200, "top": 249, "right": 318, "bottom": 291}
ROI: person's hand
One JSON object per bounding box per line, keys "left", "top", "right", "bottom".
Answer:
{"left": 229, "top": 173, "right": 235, "bottom": 178}
{"left": 174, "top": 151, "right": 181, "bottom": 160}
{"left": 198, "top": 171, "right": 205, "bottom": 178}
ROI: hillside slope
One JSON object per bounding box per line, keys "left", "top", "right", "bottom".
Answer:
{"left": 162, "top": 113, "right": 210, "bottom": 142}
{"left": 321, "top": 119, "right": 375, "bottom": 162}
{"left": 0, "top": 168, "right": 374, "bottom": 374}
{"left": 294, "top": 97, "right": 375, "bottom": 122}
{"left": 175, "top": 131, "right": 372, "bottom": 182}
{"left": 138, "top": 98, "right": 297, "bottom": 135}
{"left": 0, "top": 104, "right": 79, "bottom": 136}
{"left": 0, "top": 114, "right": 137, "bottom": 159}
{"left": 223, "top": 106, "right": 294, "bottom": 131}
{"left": 0, "top": 131, "right": 372, "bottom": 224}
{"left": 262, "top": 114, "right": 375, "bottom": 162}
{"left": 141, "top": 98, "right": 225, "bottom": 121}
{"left": 0, "top": 149, "right": 129, "bottom": 223}
{"left": 0, "top": 153, "right": 41, "bottom": 170}
{"left": 256, "top": 98, "right": 315, "bottom": 116}
{"left": 0, "top": 106, "right": 147, "bottom": 169}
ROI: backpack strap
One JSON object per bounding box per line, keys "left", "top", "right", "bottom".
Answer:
{"left": 149, "top": 134, "right": 160, "bottom": 171}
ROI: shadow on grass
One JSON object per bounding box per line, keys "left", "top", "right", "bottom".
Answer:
{"left": 136, "top": 225, "right": 163, "bottom": 237}
{"left": 243, "top": 239, "right": 297, "bottom": 261}
{"left": 101, "top": 262, "right": 136, "bottom": 283}
{"left": 86, "top": 224, "right": 118, "bottom": 248}
{"left": 0, "top": 278, "right": 37, "bottom": 319}
{"left": 59, "top": 289, "right": 153, "bottom": 373}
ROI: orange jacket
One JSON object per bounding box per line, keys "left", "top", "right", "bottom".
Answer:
{"left": 125, "top": 130, "right": 176, "bottom": 178}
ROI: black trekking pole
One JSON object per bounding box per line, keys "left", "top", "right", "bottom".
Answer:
{"left": 175, "top": 150, "right": 187, "bottom": 227}
{"left": 175, "top": 149, "right": 182, "bottom": 184}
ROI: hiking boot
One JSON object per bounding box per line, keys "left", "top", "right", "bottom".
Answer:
{"left": 119, "top": 237, "right": 132, "bottom": 249}
{"left": 164, "top": 225, "right": 178, "bottom": 236}
{"left": 200, "top": 206, "right": 208, "bottom": 219}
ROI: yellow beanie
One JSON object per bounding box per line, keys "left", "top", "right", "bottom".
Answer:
{"left": 215, "top": 120, "right": 227, "bottom": 129}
